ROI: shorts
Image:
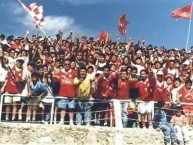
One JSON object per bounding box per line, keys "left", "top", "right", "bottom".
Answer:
{"left": 138, "top": 101, "right": 154, "bottom": 114}
{"left": 57, "top": 98, "right": 75, "bottom": 109}
{"left": 4, "top": 96, "right": 21, "bottom": 104}
{"left": 27, "top": 97, "right": 39, "bottom": 110}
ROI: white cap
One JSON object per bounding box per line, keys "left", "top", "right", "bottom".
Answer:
{"left": 183, "top": 60, "right": 190, "bottom": 65}
{"left": 156, "top": 70, "right": 164, "bottom": 75}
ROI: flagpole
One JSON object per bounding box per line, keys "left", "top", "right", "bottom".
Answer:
{"left": 185, "top": 2, "right": 193, "bottom": 52}
{"left": 17, "top": 0, "right": 53, "bottom": 45}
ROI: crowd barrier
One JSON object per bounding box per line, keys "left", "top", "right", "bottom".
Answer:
{"left": 0, "top": 94, "right": 193, "bottom": 127}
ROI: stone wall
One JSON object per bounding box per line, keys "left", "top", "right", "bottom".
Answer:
{"left": 0, "top": 123, "right": 192, "bottom": 145}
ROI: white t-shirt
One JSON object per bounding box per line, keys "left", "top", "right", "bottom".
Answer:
{"left": 0, "top": 65, "right": 8, "bottom": 82}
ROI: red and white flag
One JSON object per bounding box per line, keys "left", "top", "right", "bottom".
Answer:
{"left": 26, "top": 3, "right": 44, "bottom": 27}
{"left": 118, "top": 14, "right": 129, "bottom": 35}
{"left": 172, "top": 4, "right": 192, "bottom": 19}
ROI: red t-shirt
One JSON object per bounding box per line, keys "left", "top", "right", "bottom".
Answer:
{"left": 178, "top": 86, "right": 193, "bottom": 109}
{"left": 152, "top": 80, "right": 170, "bottom": 102}
{"left": 134, "top": 79, "right": 152, "bottom": 101}
{"left": 5, "top": 66, "right": 24, "bottom": 94}
{"left": 117, "top": 79, "right": 133, "bottom": 100}
{"left": 54, "top": 70, "right": 77, "bottom": 98}
{"left": 96, "top": 74, "right": 116, "bottom": 98}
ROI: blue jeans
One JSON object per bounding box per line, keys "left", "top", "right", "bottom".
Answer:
{"left": 76, "top": 100, "right": 93, "bottom": 125}
{"left": 159, "top": 123, "right": 177, "bottom": 143}
{"left": 121, "top": 102, "right": 128, "bottom": 127}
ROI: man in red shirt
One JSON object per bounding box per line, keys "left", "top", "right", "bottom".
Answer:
{"left": 96, "top": 65, "right": 116, "bottom": 126}
{"left": 133, "top": 69, "right": 154, "bottom": 129}
{"left": 2, "top": 59, "right": 26, "bottom": 121}
{"left": 53, "top": 59, "right": 77, "bottom": 125}
{"left": 117, "top": 70, "right": 135, "bottom": 127}
{"left": 177, "top": 79, "right": 193, "bottom": 129}
{"left": 152, "top": 70, "right": 171, "bottom": 103}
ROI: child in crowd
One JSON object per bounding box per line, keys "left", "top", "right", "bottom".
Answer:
{"left": 153, "top": 101, "right": 177, "bottom": 145}
{"left": 170, "top": 106, "right": 189, "bottom": 145}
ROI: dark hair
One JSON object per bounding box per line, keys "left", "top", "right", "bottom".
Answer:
{"left": 31, "top": 72, "right": 40, "bottom": 78}
{"left": 174, "top": 77, "right": 181, "bottom": 84}
{"left": 103, "top": 65, "right": 110, "bottom": 70}
{"left": 16, "top": 59, "right": 24, "bottom": 64}
{"left": 140, "top": 69, "right": 148, "bottom": 74}
{"left": 175, "top": 106, "right": 183, "bottom": 112}
{"left": 185, "top": 78, "right": 192, "bottom": 85}
{"left": 131, "top": 67, "right": 138, "bottom": 72}
{"left": 156, "top": 101, "right": 165, "bottom": 108}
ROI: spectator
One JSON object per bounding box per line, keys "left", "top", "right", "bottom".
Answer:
{"left": 177, "top": 79, "right": 193, "bottom": 130}
{"left": 74, "top": 66, "right": 95, "bottom": 126}
{"left": 117, "top": 70, "right": 135, "bottom": 127}
{"left": 170, "top": 106, "right": 189, "bottom": 145}
{"left": 53, "top": 59, "right": 77, "bottom": 125}
{"left": 133, "top": 69, "right": 154, "bottom": 129}
{"left": 26, "top": 72, "right": 48, "bottom": 122}
{"left": 96, "top": 65, "right": 116, "bottom": 126}
{"left": 2, "top": 59, "right": 26, "bottom": 121}
{"left": 153, "top": 101, "right": 177, "bottom": 145}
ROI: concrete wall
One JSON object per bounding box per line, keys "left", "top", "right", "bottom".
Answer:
{"left": 0, "top": 123, "right": 192, "bottom": 145}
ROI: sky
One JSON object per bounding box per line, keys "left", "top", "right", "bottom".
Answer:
{"left": 1, "top": 0, "right": 193, "bottom": 50}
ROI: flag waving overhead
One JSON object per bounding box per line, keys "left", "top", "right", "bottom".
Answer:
{"left": 118, "top": 14, "right": 129, "bottom": 35}
{"left": 172, "top": 4, "right": 192, "bottom": 19}
{"left": 18, "top": 0, "right": 44, "bottom": 28}
{"left": 26, "top": 3, "right": 44, "bottom": 27}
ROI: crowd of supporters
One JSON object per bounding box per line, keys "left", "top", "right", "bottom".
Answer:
{"left": 0, "top": 31, "right": 193, "bottom": 143}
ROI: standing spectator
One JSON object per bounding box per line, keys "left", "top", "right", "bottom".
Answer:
{"left": 74, "top": 66, "right": 95, "bottom": 126}
{"left": 2, "top": 59, "right": 26, "bottom": 121}
{"left": 152, "top": 70, "right": 171, "bottom": 104}
{"left": 128, "top": 67, "right": 139, "bottom": 127}
{"left": 96, "top": 65, "right": 116, "bottom": 126}
{"left": 177, "top": 79, "right": 193, "bottom": 130}
{"left": 0, "top": 57, "right": 8, "bottom": 100}
{"left": 133, "top": 69, "right": 154, "bottom": 129}
{"left": 166, "top": 60, "right": 179, "bottom": 78}
{"left": 2, "top": 59, "right": 26, "bottom": 120}
{"left": 18, "top": 61, "right": 34, "bottom": 121}
{"left": 117, "top": 70, "right": 135, "bottom": 127}
{"left": 6, "top": 49, "right": 16, "bottom": 68}
{"left": 26, "top": 72, "right": 48, "bottom": 122}
{"left": 153, "top": 101, "right": 177, "bottom": 145}
{"left": 53, "top": 59, "right": 77, "bottom": 125}
{"left": 170, "top": 106, "right": 189, "bottom": 145}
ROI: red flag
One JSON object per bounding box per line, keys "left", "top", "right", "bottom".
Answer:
{"left": 99, "top": 31, "right": 107, "bottom": 42}
{"left": 172, "top": 4, "right": 192, "bottom": 19}
{"left": 26, "top": 3, "right": 44, "bottom": 27}
{"left": 118, "top": 14, "right": 129, "bottom": 35}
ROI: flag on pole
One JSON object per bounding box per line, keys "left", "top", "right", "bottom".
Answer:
{"left": 26, "top": 3, "right": 44, "bottom": 27}
{"left": 118, "top": 14, "right": 129, "bottom": 35}
{"left": 171, "top": 4, "right": 192, "bottom": 19}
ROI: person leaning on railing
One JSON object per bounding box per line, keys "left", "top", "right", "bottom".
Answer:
{"left": 26, "top": 72, "right": 48, "bottom": 122}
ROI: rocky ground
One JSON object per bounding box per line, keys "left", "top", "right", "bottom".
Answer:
{"left": 0, "top": 122, "right": 192, "bottom": 145}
